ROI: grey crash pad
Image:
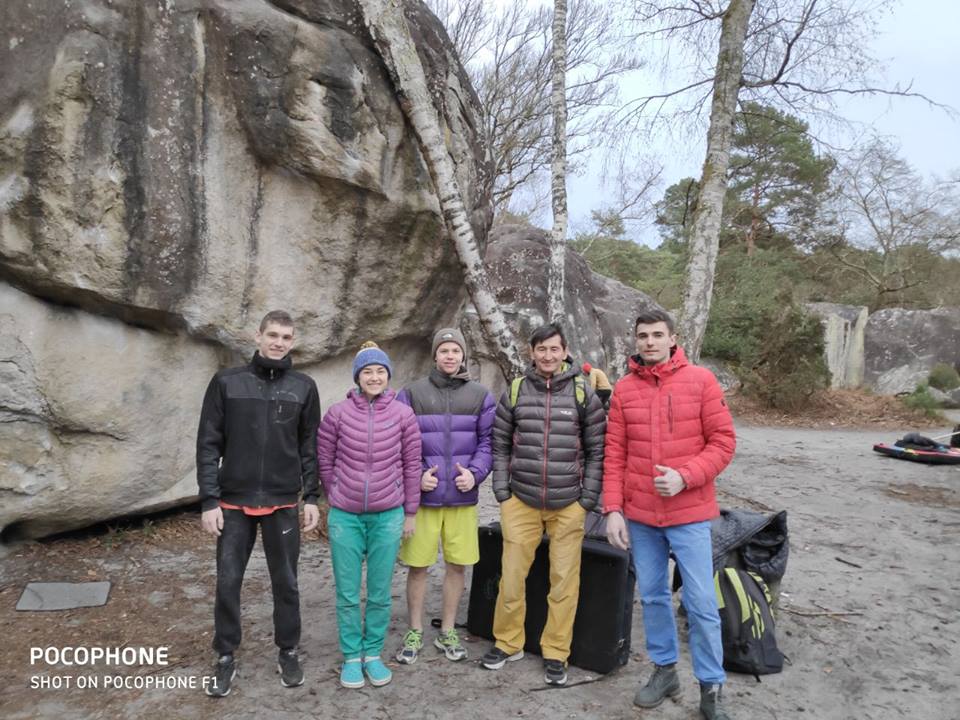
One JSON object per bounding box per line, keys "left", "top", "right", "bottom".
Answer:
{"left": 16, "top": 581, "right": 111, "bottom": 611}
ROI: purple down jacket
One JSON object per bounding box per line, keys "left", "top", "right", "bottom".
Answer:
{"left": 398, "top": 369, "right": 495, "bottom": 507}
{"left": 317, "top": 388, "right": 422, "bottom": 515}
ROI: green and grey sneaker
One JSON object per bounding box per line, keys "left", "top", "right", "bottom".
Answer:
{"left": 434, "top": 628, "right": 468, "bottom": 661}
{"left": 396, "top": 628, "right": 424, "bottom": 664}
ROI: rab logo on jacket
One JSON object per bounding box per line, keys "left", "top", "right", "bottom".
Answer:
{"left": 559, "top": 410, "right": 573, "bottom": 417}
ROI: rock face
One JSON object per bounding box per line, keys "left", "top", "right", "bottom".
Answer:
{"left": 806, "top": 303, "right": 868, "bottom": 389}
{"left": 698, "top": 358, "right": 741, "bottom": 393}
{"left": 863, "top": 307, "right": 960, "bottom": 395}
{"left": 0, "top": 0, "right": 490, "bottom": 540}
{"left": 461, "top": 224, "right": 660, "bottom": 394}
{"left": 927, "top": 386, "right": 960, "bottom": 410}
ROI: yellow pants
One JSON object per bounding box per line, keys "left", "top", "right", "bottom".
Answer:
{"left": 492, "top": 495, "right": 586, "bottom": 662}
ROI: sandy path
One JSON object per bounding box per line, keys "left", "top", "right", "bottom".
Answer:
{"left": 4, "top": 422, "right": 959, "bottom": 720}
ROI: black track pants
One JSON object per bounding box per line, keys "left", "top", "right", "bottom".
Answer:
{"left": 212, "top": 506, "right": 301, "bottom": 655}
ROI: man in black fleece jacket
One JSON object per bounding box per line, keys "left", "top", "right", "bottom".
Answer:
{"left": 196, "top": 310, "right": 321, "bottom": 697}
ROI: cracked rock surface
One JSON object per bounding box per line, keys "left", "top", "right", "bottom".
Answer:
{"left": 0, "top": 0, "right": 490, "bottom": 539}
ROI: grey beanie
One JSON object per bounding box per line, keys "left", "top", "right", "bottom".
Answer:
{"left": 431, "top": 327, "right": 467, "bottom": 360}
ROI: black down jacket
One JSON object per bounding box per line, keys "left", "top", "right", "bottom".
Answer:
{"left": 492, "top": 362, "right": 606, "bottom": 510}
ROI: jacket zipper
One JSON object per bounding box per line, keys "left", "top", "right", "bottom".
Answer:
{"left": 668, "top": 393, "right": 674, "bottom": 434}
{"left": 364, "top": 398, "right": 374, "bottom": 512}
{"left": 258, "top": 367, "right": 276, "bottom": 499}
{"left": 653, "top": 376, "right": 661, "bottom": 516}
{"left": 541, "top": 378, "right": 551, "bottom": 509}
{"left": 444, "top": 387, "right": 453, "bottom": 497}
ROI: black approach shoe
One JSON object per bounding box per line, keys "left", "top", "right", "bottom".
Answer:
{"left": 480, "top": 646, "right": 524, "bottom": 670}
{"left": 278, "top": 648, "right": 304, "bottom": 688}
{"left": 634, "top": 663, "right": 680, "bottom": 708}
{"left": 700, "top": 683, "right": 733, "bottom": 720}
{"left": 543, "top": 659, "right": 568, "bottom": 686}
{"left": 205, "top": 654, "right": 237, "bottom": 697}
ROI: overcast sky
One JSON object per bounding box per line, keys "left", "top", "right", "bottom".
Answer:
{"left": 564, "top": 0, "right": 960, "bottom": 244}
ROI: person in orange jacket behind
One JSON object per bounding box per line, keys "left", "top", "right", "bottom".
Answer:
{"left": 582, "top": 362, "right": 612, "bottom": 409}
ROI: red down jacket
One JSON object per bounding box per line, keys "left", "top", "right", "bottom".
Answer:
{"left": 602, "top": 346, "right": 736, "bottom": 527}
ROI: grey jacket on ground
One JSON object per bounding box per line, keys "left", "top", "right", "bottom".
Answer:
{"left": 492, "top": 361, "right": 606, "bottom": 510}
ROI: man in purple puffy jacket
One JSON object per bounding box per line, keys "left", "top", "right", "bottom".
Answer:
{"left": 394, "top": 328, "right": 496, "bottom": 665}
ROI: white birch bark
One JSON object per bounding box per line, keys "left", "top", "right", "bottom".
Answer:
{"left": 356, "top": 0, "right": 525, "bottom": 377}
{"left": 547, "top": 0, "right": 568, "bottom": 324}
{"left": 678, "top": 0, "right": 756, "bottom": 362}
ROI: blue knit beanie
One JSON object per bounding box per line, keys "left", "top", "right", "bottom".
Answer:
{"left": 352, "top": 341, "right": 393, "bottom": 384}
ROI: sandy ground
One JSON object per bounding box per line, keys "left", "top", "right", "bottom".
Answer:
{"left": 2, "top": 420, "right": 959, "bottom": 720}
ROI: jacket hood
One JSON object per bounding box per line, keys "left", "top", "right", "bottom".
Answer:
{"left": 628, "top": 345, "right": 689, "bottom": 380}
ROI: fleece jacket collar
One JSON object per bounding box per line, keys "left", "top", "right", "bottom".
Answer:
{"left": 251, "top": 351, "right": 292, "bottom": 377}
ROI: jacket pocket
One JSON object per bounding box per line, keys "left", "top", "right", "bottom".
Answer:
{"left": 274, "top": 391, "right": 301, "bottom": 426}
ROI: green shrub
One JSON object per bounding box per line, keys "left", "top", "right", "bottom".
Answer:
{"left": 928, "top": 363, "right": 960, "bottom": 391}
{"left": 903, "top": 383, "right": 944, "bottom": 418}
{"left": 704, "top": 249, "right": 830, "bottom": 411}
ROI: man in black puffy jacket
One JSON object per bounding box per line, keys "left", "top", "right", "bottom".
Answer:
{"left": 196, "top": 310, "right": 321, "bottom": 697}
{"left": 480, "top": 323, "right": 606, "bottom": 686}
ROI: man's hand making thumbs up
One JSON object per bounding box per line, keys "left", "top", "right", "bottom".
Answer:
{"left": 421, "top": 465, "right": 440, "bottom": 492}
{"left": 454, "top": 463, "right": 476, "bottom": 492}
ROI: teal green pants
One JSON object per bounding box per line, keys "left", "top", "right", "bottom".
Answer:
{"left": 328, "top": 506, "right": 404, "bottom": 660}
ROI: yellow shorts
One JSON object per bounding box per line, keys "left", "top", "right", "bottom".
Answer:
{"left": 399, "top": 505, "right": 479, "bottom": 567}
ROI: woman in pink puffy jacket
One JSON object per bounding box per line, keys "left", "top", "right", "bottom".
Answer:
{"left": 316, "top": 341, "right": 422, "bottom": 690}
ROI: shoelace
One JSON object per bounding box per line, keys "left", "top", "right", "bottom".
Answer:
{"left": 438, "top": 629, "right": 460, "bottom": 646}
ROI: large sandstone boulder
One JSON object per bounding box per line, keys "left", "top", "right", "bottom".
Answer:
{"left": 863, "top": 307, "right": 960, "bottom": 395}
{"left": 0, "top": 0, "right": 490, "bottom": 540}
{"left": 0, "top": 284, "right": 220, "bottom": 540}
{"left": 806, "top": 302, "right": 868, "bottom": 389}
{"left": 460, "top": 224, "right": 660, "bottom": 394}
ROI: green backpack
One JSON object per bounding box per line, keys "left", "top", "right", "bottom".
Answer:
{"left": 715, "top": 567, "right": 785, "bottom": 678}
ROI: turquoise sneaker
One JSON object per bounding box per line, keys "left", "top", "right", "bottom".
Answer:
{"left": 362, "top": 656, "right": 393, "bottom": 687}
{"left": 339, "top": 659, "right": 365, "bottom": 689}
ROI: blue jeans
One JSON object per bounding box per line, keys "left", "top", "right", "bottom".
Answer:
{"left": 628, "top": 520, "right": 725, "bottom": 684}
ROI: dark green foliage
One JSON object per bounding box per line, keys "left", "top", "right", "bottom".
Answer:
{"left": 903, "top": 384, "right": 944, "bottom": 418}
{"left": 928, "top": 364, "right": 960, "bottom": 392}
{"left": 570, "top": 211, "right": 686, "bottom": 309}
{"left": 654, "top": 177, "right": 699, "bottom": 253}
{"left": 703, "top": 249, "right": 830, "bottom": 410}
{"left": 726, "top": 103, "right": 834, "bottom": 250}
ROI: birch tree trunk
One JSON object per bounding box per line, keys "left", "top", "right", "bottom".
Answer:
{"left": 678, "top": 0, "right": 756, "bottom": 362}
{"left": 547, "top": 0, "right": 568, "bottom": 323}
{"left": 357, "top": 0, "right": 524, "bottom": 377}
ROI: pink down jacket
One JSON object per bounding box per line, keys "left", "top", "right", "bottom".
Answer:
{"left": 317, "top": 388, "right": 422, "bottom": 515}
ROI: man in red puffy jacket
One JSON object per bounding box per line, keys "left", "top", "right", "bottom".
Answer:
{"left": 603, "top": 309, "right": 736, "bottom": 720}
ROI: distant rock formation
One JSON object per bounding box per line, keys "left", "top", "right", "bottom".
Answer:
{"left": 806, "top": 303, "right": 868, "bottom": 389}
{"left": 460, "top": 224, "right": 660, "bottom": 393}
{"left": 863, "top": 307, "right": 960, "bottom": 395}
{"left": 807, "top": 304, "right": 960, "bottom": 397}
{"left": 0, "top": 0, "right": 490, "bottom": 540}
